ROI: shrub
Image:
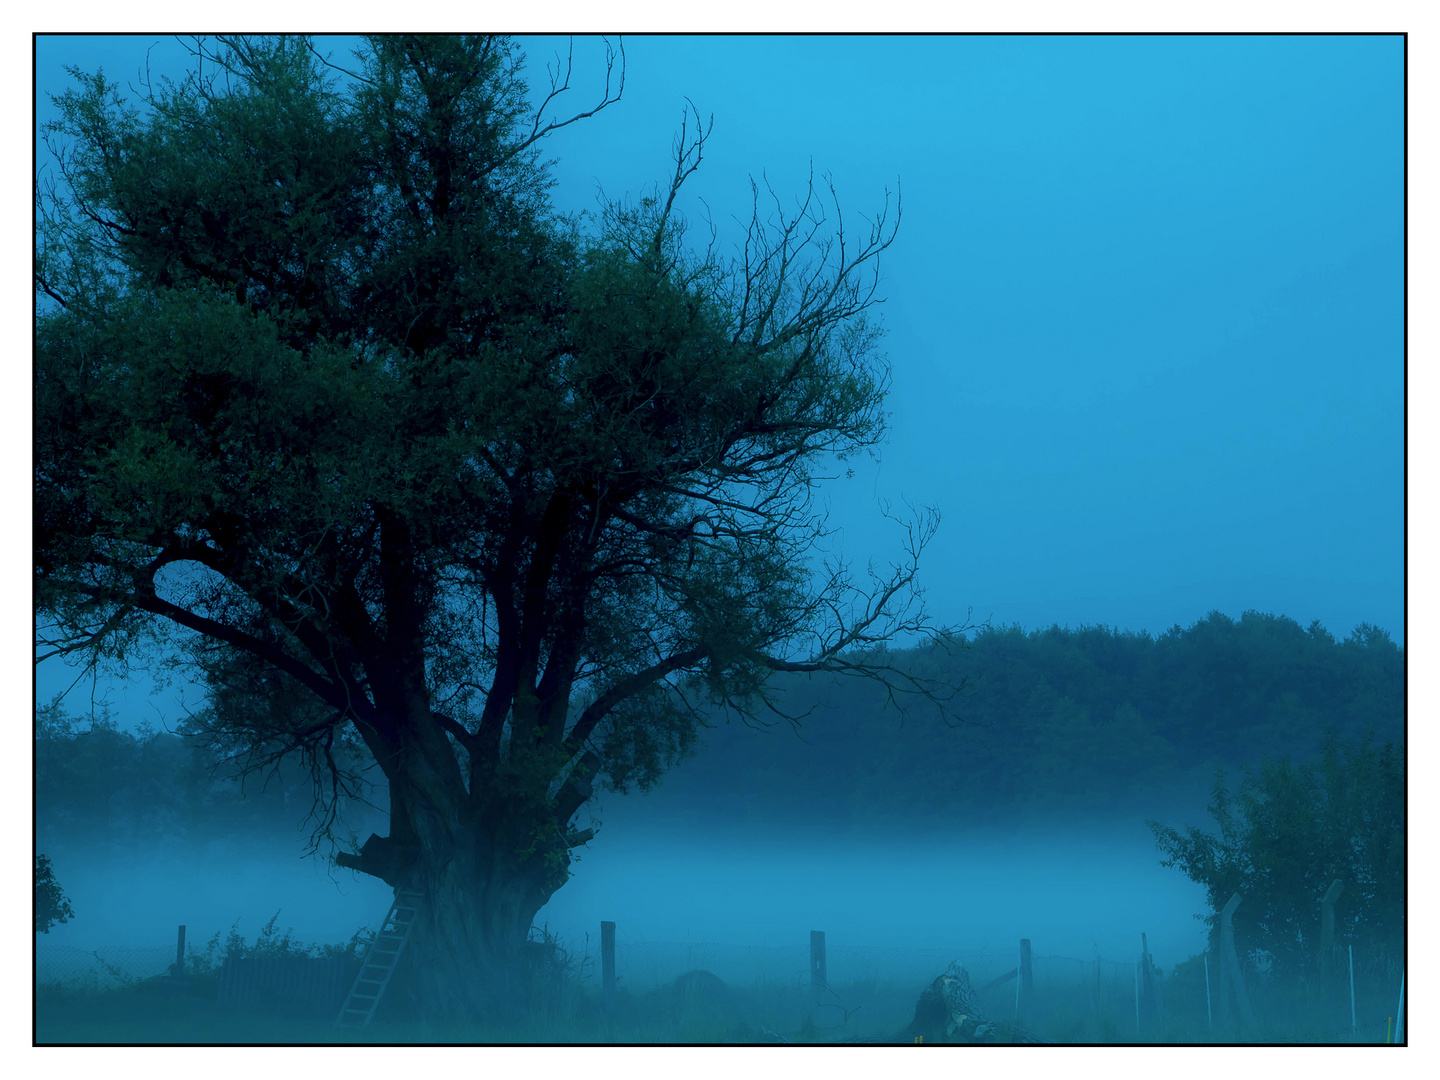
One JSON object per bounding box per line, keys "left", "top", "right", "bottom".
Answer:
{"left": 35, "top": 854, "right": 74, "bottom": 933}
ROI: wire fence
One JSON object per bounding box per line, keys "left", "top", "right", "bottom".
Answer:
{"left": 34, "top": 934, "right": 1130, "bottom": 999}
{"left": 35, "top": 944, "right": 176, "bottom": 992}
{"left": 36, "top": 932, "right": 1404, "bottom": 1043}
{"left": 604, "top": 938, "right": 1109, "bottom": 994}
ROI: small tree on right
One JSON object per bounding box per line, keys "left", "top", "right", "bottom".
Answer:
{"left": 1148, "top": 730, "right": 1404, "bottom": 977}
{"left": 35, "top": 854, "right": 75, "bottom": 934}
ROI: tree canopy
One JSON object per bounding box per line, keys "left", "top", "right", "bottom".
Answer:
{"left": 1149, "top": 730, "right": 1404, "bottom": 977}
{"left": 35, "top": 34, "right": 950, "bottom": 1017}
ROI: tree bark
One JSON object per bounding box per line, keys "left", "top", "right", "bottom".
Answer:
{"left": 388, "top": 848, "right": 553, "bottom": 1023}
{"left": 335, "top": 711, "right": 578, "bottom": 1023}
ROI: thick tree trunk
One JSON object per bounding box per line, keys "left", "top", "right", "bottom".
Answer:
{"left": 329, "top": 643, "right": 588, "bottom": 1025}
{"left": 336, "top": 763, "right": 575, "bottom": 1025}
{"left": 388, "top": 847, "right": 557, "bottom": 1024}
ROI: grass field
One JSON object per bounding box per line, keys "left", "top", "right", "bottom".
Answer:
{"left": 34, "top": 959, "right": 1404, "bottom": 1044}
{"left": 36, "top": 975, "right": 911, "bottom": 1044}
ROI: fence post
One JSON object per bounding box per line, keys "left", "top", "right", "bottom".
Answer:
{"left": 600, "top": 920, "right": 616, "bottom": 1002}
{"left": 174, "top": 925, "right": 186, "bottom": 978}
{"left": 1319, "top": 879, "right": 1343, "bottom": 991}
{"left": 1134, "top": 962, "right": 1140, "bottom": 1037}
{"left": 810, "top": 930, "right": 826, "bottom": 1004}
{"left": 1204, "top": 953, "right": 1212, "bottom": 1032}
{"left": 1348, "top": 944, "right": 1356, "bottom": 1035}
{"left": 1139, "top": 932, "right": 1156, "bottom": 1029}
{"left": 1219, "top": 892, "right": 1255, "bottom": 1032}
{"left": 1018, "top": 938, "right": 1033, "bottom": 1021}
{"left": 1394, "top": 969, "right": 1405, "bottom": 1043}
{"left": 1092, "top": 943, "right": 1102, "bottom": 1021}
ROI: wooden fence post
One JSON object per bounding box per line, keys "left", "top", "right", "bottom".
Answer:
{"left": 810, "top": 930, "right": 827, "bottom": 1004}
{"left": 1134, "top": 962, "right": 1141, "bottom": 1036}
{"left": 1319, "top": 879, "right": 1343, "bottom": 990}
{"left": 1092, "top": 944, "right": 1102, "bottom": 1021}
{"left": 1394, "top": 969, "right": 1405, "bottom": 1043}
{"left": 1139, "top": 932, "right": 1156, "bottom": 1029}
{"left": 600, "top": 920, "right": 616, "bottom": 1001}
{"left": 1204, "top": 953, "right": 1212, "bottom": 1032}
{"left": 1018, "top": 938, "right": 1033, "bottom": 1021}
{"left": 1348, "top": 944, "right": 1356, "bottom": 1035}
{"left": 1219, "top": 892, "right": 1256, "bottom": 1032}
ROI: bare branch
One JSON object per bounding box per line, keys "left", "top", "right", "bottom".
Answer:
{"left": 562, "top": 644, "right": 709, "bottom": 759}
{"left": 497, "top": 35, "right": 625, "bottom": 173}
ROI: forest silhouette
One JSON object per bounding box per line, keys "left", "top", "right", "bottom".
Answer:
{"left": 37, "top": 608, "right": 1403, "bottom": 848}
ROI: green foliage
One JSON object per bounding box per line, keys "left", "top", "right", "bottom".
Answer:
{"left": 189, "top": 911, "right": 374, "bottom": 973}
{"left": 35, "top": 34, "right": 926, "bottom": 916}
{"left": 1148, "top": 731, "right": 1403, "bottom": 975}
{"left": 642, "top": 611, "right": 1401, "bottom": 828}
{"left": 35, "top": 854, "right": 75, "bottom": 933}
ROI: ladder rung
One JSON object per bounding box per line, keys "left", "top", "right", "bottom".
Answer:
{"left": 335, "top": 889, "right": 423, "bottom": 1030}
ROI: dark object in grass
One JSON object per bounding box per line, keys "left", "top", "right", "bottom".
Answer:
{"left": 899, "top": 963, "right": 1045, "bottom": 1044}
{"left": 657, "top": 969, "right": 734, "bottom": 1026}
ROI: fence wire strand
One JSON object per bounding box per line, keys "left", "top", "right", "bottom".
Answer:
{"left": 36, "top": 936, "right": 1404, "bottom": 1044}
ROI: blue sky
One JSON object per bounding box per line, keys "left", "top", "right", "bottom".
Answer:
{"left": 33, "top": 34, "right": 1404, "bottom": 727}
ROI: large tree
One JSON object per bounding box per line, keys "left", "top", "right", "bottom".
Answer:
{"left": 35, "top": 34, "right": 957, "bottom": 1019}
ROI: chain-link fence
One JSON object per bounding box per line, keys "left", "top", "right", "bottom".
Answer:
{"left": 36, "top": 943, "right": 175, "bottom": 991}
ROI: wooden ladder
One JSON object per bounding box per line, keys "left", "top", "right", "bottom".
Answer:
{"left": 334, "top": 889, "right": 424, "bottom": 1028}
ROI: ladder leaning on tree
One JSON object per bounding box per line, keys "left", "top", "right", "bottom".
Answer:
{"left": 334, "top": 889, "right": 424, "bottom": 1028}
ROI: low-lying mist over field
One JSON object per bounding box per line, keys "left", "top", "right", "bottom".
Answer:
{"left": 35, "top": 613, "right": 1403, "bottom": 1042}
{"left": 42, "top": 811, "right": 1208, "bottom": 974}
{"left": 541, "top": 816, "right": 1212, "bottom": 966}
{"left": 38, "top": 610, "right": 1399, "bottom": 986}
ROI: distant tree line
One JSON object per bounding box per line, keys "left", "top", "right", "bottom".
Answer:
{"left": 632, "top": 609, "right": 1403, "bottom": 828}
{"left": 35, "top": 610, "right": 1402, "bottom": 844}
{"left": 34, "top": 698, "right": 384, "bottom": 853}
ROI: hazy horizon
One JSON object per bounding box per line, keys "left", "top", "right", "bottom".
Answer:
{"left": 37, "top": 813, "right": 1212, "bottom": 982}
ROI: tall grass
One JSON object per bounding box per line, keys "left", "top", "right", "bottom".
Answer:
{"left": 36, "top": 927, "right": 1404, "bottom": 1045}
{"left": 36, "top": 973, "right": 903, "bottom": 1044}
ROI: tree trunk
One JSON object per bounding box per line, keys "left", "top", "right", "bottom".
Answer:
{"left": 335, "top": 756, "right": 576, "bottom": 1025}
{"left": 386, "top": 844, "right": 558, "bottom": 1025}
